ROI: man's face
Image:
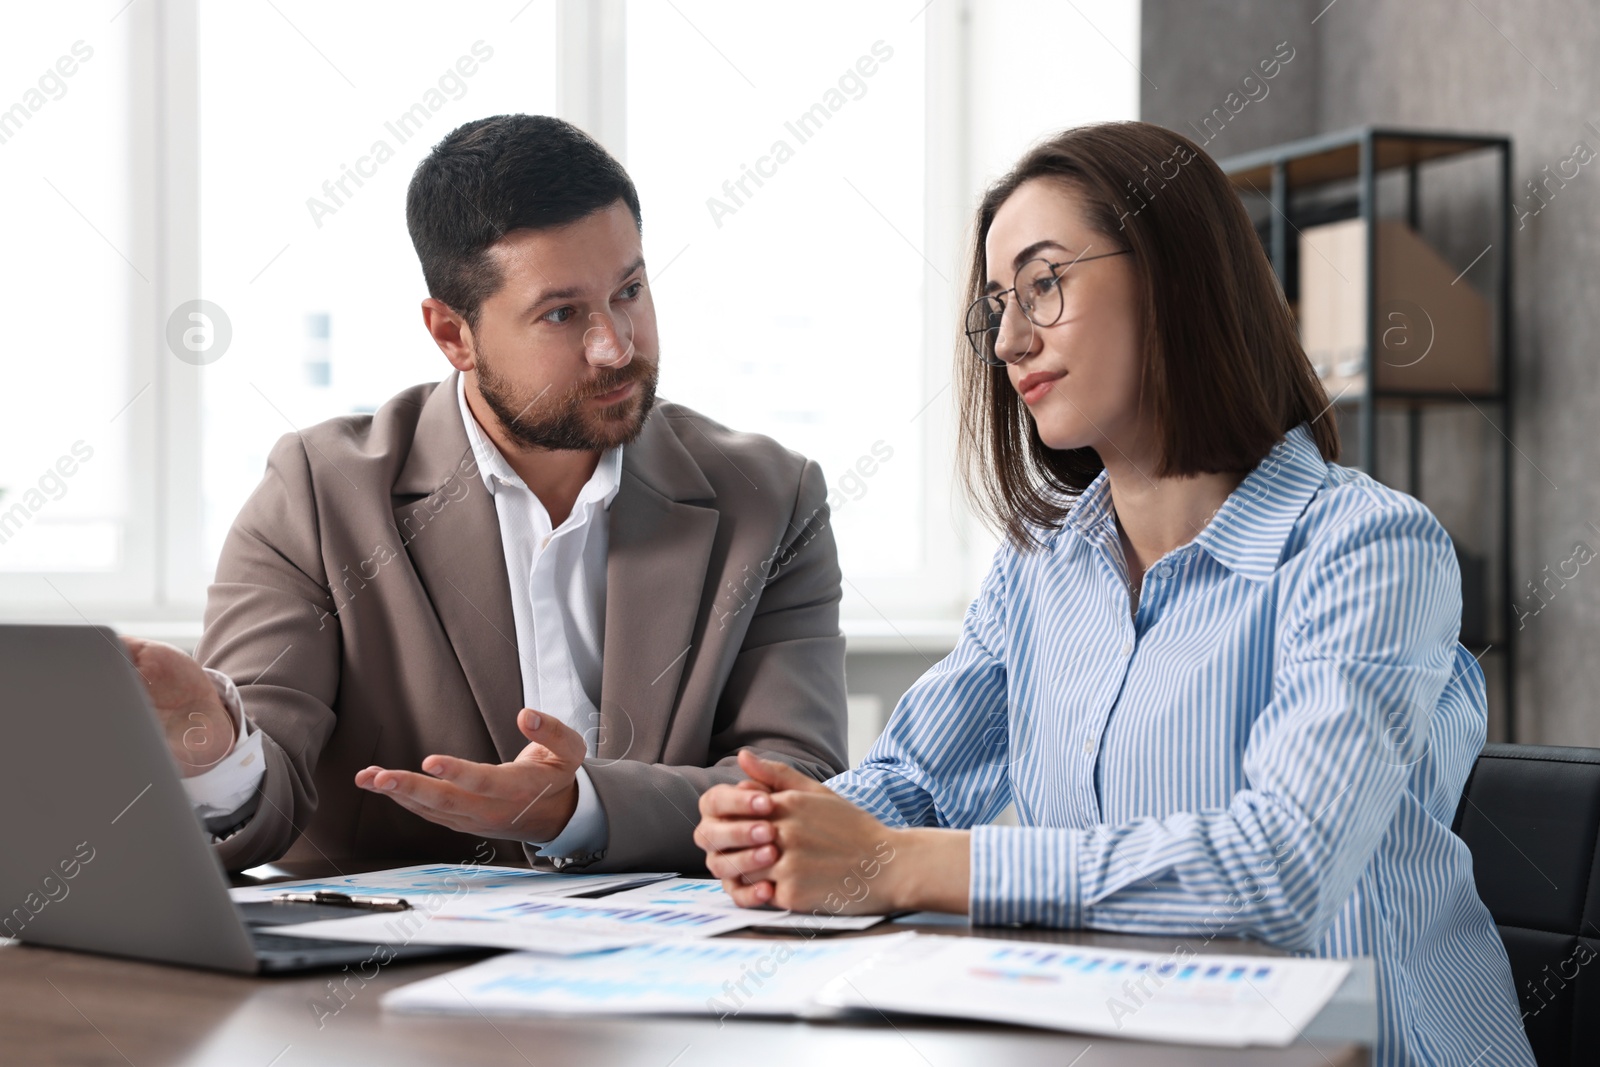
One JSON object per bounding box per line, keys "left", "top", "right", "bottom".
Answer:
{"left": 468, "top": 200, "right": 660, "bottom": 452}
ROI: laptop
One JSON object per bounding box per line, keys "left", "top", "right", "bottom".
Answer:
{"left": 0, "top": 623, "right": 479, "bottom": 973}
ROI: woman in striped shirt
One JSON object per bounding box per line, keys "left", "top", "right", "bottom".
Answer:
{"left": 693, "top": 121, "right": 1533, "bottom": 1066}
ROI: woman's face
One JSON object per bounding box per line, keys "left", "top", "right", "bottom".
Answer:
{"left": 984, "top": 178, "right": 1147, "bottom": 457}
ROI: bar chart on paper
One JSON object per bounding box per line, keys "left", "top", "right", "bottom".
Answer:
{"left": 383, "top": 934, "right": 917, "bottom": 1018}
{"left": 229, "top": 864, "right": 673, "bottom": 903}
{"left": 266, "top": 895, "right": 766, "bottom": 955}
{"left": 814, "top": 936, "right": 1351, "bottom": 1047}
{"left": 600, "top": 877, "right": 887, "bottom": 930}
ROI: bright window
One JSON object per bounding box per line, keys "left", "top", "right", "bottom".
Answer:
{"left": 626, "top": 2, "right": 931, "bottom": 601}
{"left": 0, "top": 0, "right": 1141, "bottom": 628}
{"left": 0, "top": 5, "right": 137, "bottom": 584}
{"left": 195, "top": 0, "right": 560, "bottom": 565}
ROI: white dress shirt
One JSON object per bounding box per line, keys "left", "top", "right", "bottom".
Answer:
{"left": 453, "top": 372, "right": 620, "bottom": 861}
{"left": 183, "top": 373, "right": 621, "bottom": 861}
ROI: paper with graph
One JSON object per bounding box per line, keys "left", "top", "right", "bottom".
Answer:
{"left": 814, "top": 935, "right": 1351, "bottom": 1047}
{"left": 383, "top": 933, "right": 918, "bottom": 1018}
{"left": 229, "top": 864, "right": 672, "bottom": 904}
{"left": 598, "top": 877, "right": 887, "bottom": 931}
{"left": 265, "top": 893, "right": 764, "bottom": 955}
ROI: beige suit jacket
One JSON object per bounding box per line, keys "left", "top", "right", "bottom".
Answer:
{"left": 195, "top": 374, "right": 848, "bottom": 873}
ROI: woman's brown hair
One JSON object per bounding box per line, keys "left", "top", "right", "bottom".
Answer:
{"left": 957, "top": 120, "right": 1338, "bottom": 549}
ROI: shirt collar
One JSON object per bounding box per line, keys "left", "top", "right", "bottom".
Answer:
{"left": 1192, "top": 423, "right": 1328, "bottom": 580}
{"left": 454, "top": 372, "right": 624, "bottom": 510}
{"left": 1061, "top": 423, "right": 1328, "bottom": 582}
{"left": 1062, "top": 466, "right": 1118, "bottom": 551}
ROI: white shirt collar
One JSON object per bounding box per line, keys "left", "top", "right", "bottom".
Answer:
{"left": 455, "top": 372, "right": 623, "bottom": 511}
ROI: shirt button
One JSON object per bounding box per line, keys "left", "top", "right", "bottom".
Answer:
{"left": 1155, "top": 563, "right": 1173, "bottom": 580}
{"left": 1121, "top": 640, "right": 1133, "bottom": 656}
{"left": 1082, "top": 738, "right": 1095, "bottom": 756}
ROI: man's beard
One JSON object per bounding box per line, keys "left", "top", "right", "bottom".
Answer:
{"left": 475, "top": 348, "right": 659, "bottom": 452}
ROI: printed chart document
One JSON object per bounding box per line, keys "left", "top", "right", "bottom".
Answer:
{"left": 599, "top": 877, "right": 887, "bottom": 931}
{"left": 814, "top": 935, "right": 1351, "bottom": 1047}
{"left": 383, "top": 933, "right": 919, "bottom": 1019}
{"left": 229, "top": 864, "right": 672, "bottom": 904}
{"left": 266, "top": 894, "right": 764, "bottom": 955}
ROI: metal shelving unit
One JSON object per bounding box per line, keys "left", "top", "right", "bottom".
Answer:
{"left": 1219, "top": 126, "right": 1517, "bottom": 738}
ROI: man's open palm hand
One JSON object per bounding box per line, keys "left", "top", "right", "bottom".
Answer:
{"left": 355, "top": 708, "right": 588, "bottom": 842}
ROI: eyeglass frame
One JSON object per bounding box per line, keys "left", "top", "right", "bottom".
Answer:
{"left": 964, "top": 247, "right": 1131, "bottom": 367}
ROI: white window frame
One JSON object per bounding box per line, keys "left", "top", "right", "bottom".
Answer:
{"left": 0, "top": 0, "right": 200, "bottom": 623}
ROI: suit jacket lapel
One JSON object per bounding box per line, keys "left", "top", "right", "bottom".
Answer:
{"left": 598, "top": 412, "right": 719, "bottom": 764}
{"left": 392, "top": 376, "right": 527, "bottom": 762}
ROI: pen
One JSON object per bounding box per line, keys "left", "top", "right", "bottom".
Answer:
{"left": 272, "top": 890, "right": 412, "bottom": 911}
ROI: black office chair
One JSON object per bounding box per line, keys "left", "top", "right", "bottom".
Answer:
{"left": 1453, "top": 742, "right": 1600, "bottom": 1067}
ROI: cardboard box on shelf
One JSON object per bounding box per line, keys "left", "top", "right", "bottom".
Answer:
{"left": 1298, "top": 218, "right": 1495, "bottom": 397}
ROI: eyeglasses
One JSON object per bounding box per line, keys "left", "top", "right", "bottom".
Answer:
{"left": 964, "top": 248, "right": 1130, "bottom": 367}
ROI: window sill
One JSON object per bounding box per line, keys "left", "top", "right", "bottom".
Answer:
{"left": 8, "top": 615, "right": 960, "bottom": 659}
{"left": 840, "top": 618, "right": 961, "bottom": 656}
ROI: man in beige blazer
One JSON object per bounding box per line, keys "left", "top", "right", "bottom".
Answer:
{"left": 122, "top": 115, "right": 847, "bottom": 875}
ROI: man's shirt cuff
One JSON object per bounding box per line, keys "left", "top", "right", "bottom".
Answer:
{"left": 181, "top": 668, "right": 266, "bottom": 826}
{"left": 528, "top": 765, "right": 609, "bottom": 865}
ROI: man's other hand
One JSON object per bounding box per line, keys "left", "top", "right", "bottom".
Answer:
{"left": 121, "top": 636, "right": 238, "bottom": 777}
{"left": 355, "top": 708, "right": 586, "bottom": 842}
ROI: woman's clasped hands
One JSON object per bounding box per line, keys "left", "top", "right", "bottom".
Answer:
{"left": 694, "top": 749, "right": 971, "bottom": 917}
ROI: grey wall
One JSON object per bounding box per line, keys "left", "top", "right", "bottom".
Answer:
{"left": 1140, "top": 0, "right": 1319, "bottom": 157}
{"left": 1143, "top": 0, "right": 1600, "bottom": 745}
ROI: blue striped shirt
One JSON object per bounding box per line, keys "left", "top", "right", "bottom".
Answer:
{"left": 829, "top": 424, "right": 1533, "bottom": 1066}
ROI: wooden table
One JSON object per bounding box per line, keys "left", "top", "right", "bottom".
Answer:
{"left": 0, "top": 867, "right": 1373, "bottom": 1067}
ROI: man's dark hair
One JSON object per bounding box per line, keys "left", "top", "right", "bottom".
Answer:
{"left": 406, "top": 114, "right": 642, "bottom": 329}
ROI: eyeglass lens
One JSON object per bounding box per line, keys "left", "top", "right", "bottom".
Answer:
{"left": 965, "top": 257, "right": 1065, "bottom": 365}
